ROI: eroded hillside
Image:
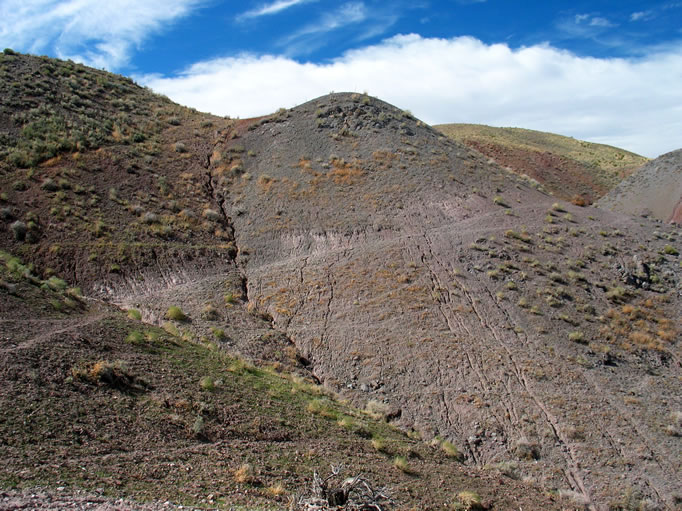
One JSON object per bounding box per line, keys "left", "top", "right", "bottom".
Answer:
{"left": 1, "top": 53, "right": 681, "bottom": 510}
{"left": 221, "top": 94, "right": 681, "bottom": 509}
{"left": 598, "top": 149, "right": 682, "bottom": 224}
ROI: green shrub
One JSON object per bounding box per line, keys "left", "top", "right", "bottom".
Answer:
{"left": 200, "top": 376, "right": 215, "bottom": 391}
{"left": 166, "top": 306, "right": 188, "bottom": 321}
{"left": 127, "top": 309, "right": 142, "bottom": 320}
{"left": 10, "top": 220, "right": 27, "bottom": 241}
{"left": 441, "top": 440, "right": 464, "bottom": 461}
{"left": 46, "top": 276, "right": 67, "bottom": 291}
{"left": 663, "top": 245, "right": 679, "bottom": 256}
{"left": 568, "top": 331, "right": 585, "bottom": 343}
{"left": 211, "top": 327, "right": 226, "bottom": 339}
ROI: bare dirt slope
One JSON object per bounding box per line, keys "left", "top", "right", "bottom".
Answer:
{"left": 2, "top": 252, "right": 566, "bottom": 511}
{"left": 223, "top": 94, "right": 681, "bottom": 509}
{"left": 1, "top": 53, "right": 681, "bottom": 510}
{"left": 435, "top": 123, "right": 647, "bottom": 204}
{"left": 598, "top": 149, "right": 682, "bottom": 224}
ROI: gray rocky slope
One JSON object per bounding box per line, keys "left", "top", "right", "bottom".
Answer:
{"left": 24, "top": 89, "right": 678, "bottom": 509}
{"left": 598, "top": 149, "right": 682, "bottom": 224}
{"left": 148, "top": 93, "right": 682, "bottom": 509}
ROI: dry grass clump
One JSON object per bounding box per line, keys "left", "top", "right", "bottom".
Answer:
{"left": 393, "top": 456, "right": 411, "bottom": 473}
{"left": 664, "top": 411, "right": 682, "bottom": 436}
{"left": 454, "top": 491, "right": 483, "bottom": 510}
{"left": 234, "top": 463, "right": 255, "bottom": 484}
{"left": 515, "top": 438, "right": 540, "bottom": 460}
{"left": 71, "top": 360, "right": 138, "bottom": 390}
{"left": 568, "top": 331, "right": 585, "bottom": 344}
{"left": 365, "top": 399, "right": 391, "bottom": 420}
{"left": 257, "top": 174, "right": 276, "bottom": 192}
{"left": 599, "top": 298, "right": 676, "bottom": 352}
{"left": 440, "top": 439, "right": 464, "bottom": 461}
{"left": 265, "top": 483, "right": 286, "bottom": 497}
{"left": 370, "top": 436, "right": 387, "bottom": 453}
{"left": 200, "top": 304, "right": 219, "bottom": 320}
{"left": 203, "top": 208, "right": 221, "bottom": 222}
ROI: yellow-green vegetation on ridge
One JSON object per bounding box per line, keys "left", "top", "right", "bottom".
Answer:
{"left": 435, "top": 123, "right": 648, "bottom": 201}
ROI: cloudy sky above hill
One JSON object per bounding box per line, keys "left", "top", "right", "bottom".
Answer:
{"left": 1, "top": 0, "right": 681, "bottom": 157}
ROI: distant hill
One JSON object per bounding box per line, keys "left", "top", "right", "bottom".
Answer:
{"left": 435, "top": 123, "right": 648, "bottom": 203}
{"left": 1, "top": 52, "right": 681, "bottom": 510}
{"left": 598, "top": 149, "right": 682, "bottom": 224}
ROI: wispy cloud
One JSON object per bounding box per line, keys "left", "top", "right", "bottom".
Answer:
{"left": 587, "top": 16, "right": 615, "bottom": 27}
{"left": 276, "top": 2, "right": 404, "bottom": 56}
{"left": 141, "top": 34, "right": 682, "bottom": 158}
{"left": 556, "top": 13, "right": 619, "bottom": 42}
{"left": 236, "top": 0, "right": 316, "bottom": 21}
{"left": 0, "top": 0, "right": 203, "bottom": 70}
{"left": 572, "top": 13, "right": 616, "bottom": 29}
{"left": 288, "top": 2, "right": 368, "bottom": 39}
{"left": 274, "top": 2, "right": 374, "bottom": 56}
{"left": 630, "top": 10, "right": 654, "bottom": 22}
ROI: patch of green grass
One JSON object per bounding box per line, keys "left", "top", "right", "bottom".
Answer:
{"left": 166, "top": 306, "right": 188, "bottom": 321}
{"left": 441, "top": 440, "right": 464, "bottom": 461}
{"left": 307, "top": 398, "right": 338, "bottom": 419}
{"left": 210, "top": 327, "right": 226, "bottom": 340}
{"left": 199, "top": 376, "right": 215, "bottom": 391}
{"left": 127, "top": 309, "right": 142, "bottom": 320}
{"left": 663, "top": 245, "right": 679, "bottom": 256}
{"left": 125, "top": 331, "right": 145, "bottom": 344}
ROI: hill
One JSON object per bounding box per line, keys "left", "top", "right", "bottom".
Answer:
{"left": 598, "top": 149, "right": 682, "bottom": 224}
{"left": 1, "top": 52, "right": 681, "bottom": 510}
{"left": 435, "top": 123, "right": 648, "bottom": 204}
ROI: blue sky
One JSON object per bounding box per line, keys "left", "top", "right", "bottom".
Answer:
{"left": 1, "top": 1, "right": 681, "bottom": 157}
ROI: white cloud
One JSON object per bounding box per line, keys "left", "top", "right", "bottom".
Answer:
{"left": 141, "top": 34, "right": 682, "bottom": 158}
{"left": 237, "top": 0, "right": 316, "bottom": 20}
{"left": 0, "top": 0, "right": 202, "bottom": 69}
